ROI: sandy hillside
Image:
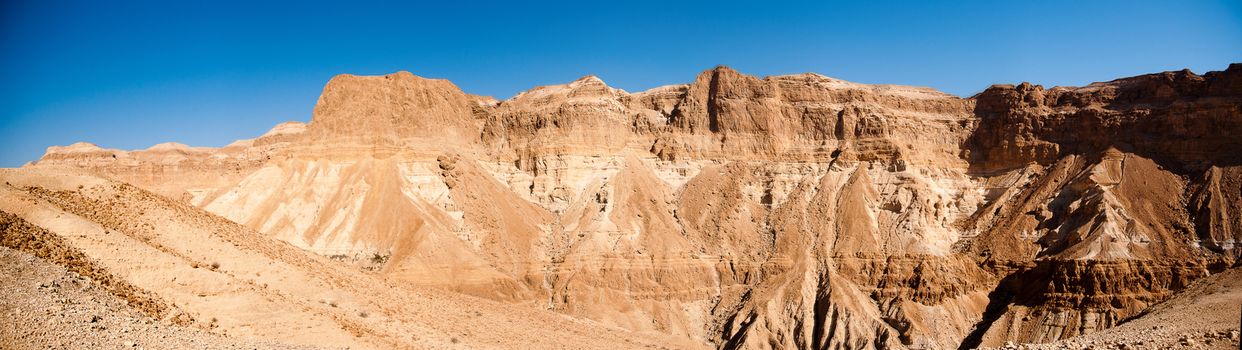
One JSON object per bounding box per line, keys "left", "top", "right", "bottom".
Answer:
{"left": 0, "top": 246, "right": 328, "bottom": 350}
{"left": 0, "top": 167, "right": 700, "bottom": 349}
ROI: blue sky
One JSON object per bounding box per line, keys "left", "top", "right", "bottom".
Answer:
{"left": 1, "top": 1, "right": 1239, "bottom": 167}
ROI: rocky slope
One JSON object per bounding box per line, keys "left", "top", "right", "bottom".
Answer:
{"left": 0, "top": 246, "right": 327, "bottom": 350}
{"left": 981, "top": 265, "right": 1242, "bottom": 350}
{"left": 18, "top": 63, "right": 1242, "bottom": 349}
{"left": 0, "top": 168, "right": 693, "bottom": 349}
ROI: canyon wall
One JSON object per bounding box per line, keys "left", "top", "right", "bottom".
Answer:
{"left": 29, "top": 64, "right": 1242, "bottom": 349}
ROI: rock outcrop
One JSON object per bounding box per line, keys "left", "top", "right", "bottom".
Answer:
{"left": 22, "top": 63, "right": 1242, "bottom": 349}
{"left": 308, "top": 72, "right": 486, "bottom": 145}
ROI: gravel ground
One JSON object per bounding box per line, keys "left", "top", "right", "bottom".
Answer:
{"left": 0, "top": 246, "right": 330, "bottom": 350}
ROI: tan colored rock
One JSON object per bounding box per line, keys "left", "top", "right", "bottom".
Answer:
{"left": 0, "top": 168, "right": 695, "bottom": 349}
{"left": 16, "top": 63, "right": 1242, "bottom": 349}
{"left": 307, "top": 71, "right": 484, "bottom": 146}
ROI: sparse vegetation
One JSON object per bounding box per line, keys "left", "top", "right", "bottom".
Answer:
{"left": 370, "top": 252, "right": 389, "bottom": 265}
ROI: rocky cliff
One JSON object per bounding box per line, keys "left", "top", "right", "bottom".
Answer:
{"left": 27, "top": 63, "right": 1242, "bottom": 349}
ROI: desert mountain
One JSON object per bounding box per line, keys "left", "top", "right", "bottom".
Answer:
{"left": 16, "top": 64, "right": 1242, "bottom": 349}
{"left": 0, "top": 168, "right": 695, "bottom": 349}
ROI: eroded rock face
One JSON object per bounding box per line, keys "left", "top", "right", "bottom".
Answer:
{"left": 954, "top": 64, "right": 1242, "bottom": 347}
{"left": 27, "top": 64, "right": 1242, "bottom": 349}
{"left": 308, "top": 71, "right": 486, "bottom": 145}
{"left": 664, "top": 66, "right": 975, "bottom": 165}
{"left": 966, "top": 65, "right": 1242, "bottom": 173}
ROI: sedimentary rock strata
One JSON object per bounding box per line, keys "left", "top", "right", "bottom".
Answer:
{"left": 18, "top": 64, "right": 1242, "bottom": 349}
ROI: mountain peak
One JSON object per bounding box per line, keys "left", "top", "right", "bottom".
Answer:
{"left": 572, "top": 74, "right": 605, "bottom": 85}
{"left": 307, "top": 71, "right": 479, "bottom": 145}
{"left": 44, "top": 142, "right": 104, "bottom": 155}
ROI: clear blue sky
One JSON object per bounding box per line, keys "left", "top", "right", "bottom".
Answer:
{"left": 2, "top": 1, "right": 1239, "bottom": 167}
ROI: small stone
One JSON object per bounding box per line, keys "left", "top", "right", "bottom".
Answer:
{"left": 1179, "top": 335, "right": 1195, "bottom": 347}
{"left": 123, "top": 340, "right": 137, "bottom": 347}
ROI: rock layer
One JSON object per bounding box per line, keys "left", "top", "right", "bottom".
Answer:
{"left": 23, "top": 63, "right": 1242, "bottom": 349}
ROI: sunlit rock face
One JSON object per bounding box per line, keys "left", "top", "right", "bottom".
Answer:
{"left": 32, "top": 64, "right": 1242, "bottom": 349}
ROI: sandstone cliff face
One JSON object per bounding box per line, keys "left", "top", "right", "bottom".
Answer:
{"left": 954, "top": 64, "right": 1242, "bottom": 347}
{"left": 308, "top": 72, "right": 485, "bottom": 146}
{"left": 27, "top": 64, "right": 1242, "bottom": 349}
{"left": 666, "top": 67, "right": 973, "bottom": 165}
{"left": 967, "top": 66, "right": 1242, "bottom": 173}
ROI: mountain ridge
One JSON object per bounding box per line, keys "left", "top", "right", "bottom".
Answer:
{"left": 18, "top": 63, "right": 1242, "bottom": 349}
